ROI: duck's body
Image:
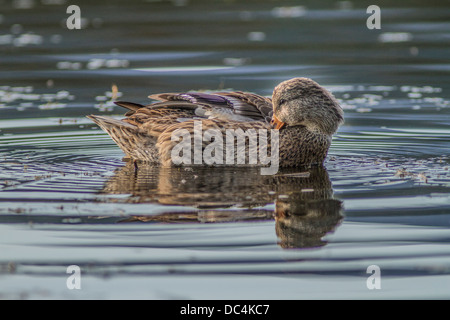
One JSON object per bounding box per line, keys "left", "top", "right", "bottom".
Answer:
{"left": 87, "top": 78, "right": 343, "bottom": 168}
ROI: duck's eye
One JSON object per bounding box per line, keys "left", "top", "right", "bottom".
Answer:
{"left": 279, "top": 99, "right": 287, "bottom": 105}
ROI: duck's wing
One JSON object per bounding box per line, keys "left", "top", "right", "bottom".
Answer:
{"left": 116, "top": 91, "right": 273, "bottom": 124}
{"left": 215, "top": 91, "right": 273, "bottom": 123}
{"left": 87, "top": 91, "right": 273, "bottom": 163}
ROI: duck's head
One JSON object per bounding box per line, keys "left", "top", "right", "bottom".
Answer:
{"left": 271, "top": 77, "right": 344, "bottom": 135}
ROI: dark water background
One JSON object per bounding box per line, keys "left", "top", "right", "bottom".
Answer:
{"left": 0, "top": 0, "right": 449, "bottom": 299}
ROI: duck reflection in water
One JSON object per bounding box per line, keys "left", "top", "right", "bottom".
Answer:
{"left": 101, "top": 162, "right": 343, "bottom": 249}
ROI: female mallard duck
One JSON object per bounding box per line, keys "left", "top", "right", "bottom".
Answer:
{"left": 87, "top": 77, "right": 343, "bottom": 168}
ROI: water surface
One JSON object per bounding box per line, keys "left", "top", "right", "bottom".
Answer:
{"left": 0, "top": 0, "right": 449, "bottom": 299}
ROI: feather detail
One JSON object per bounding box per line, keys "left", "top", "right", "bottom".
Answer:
{"left": 87, "top": 78, "right": 344, "bottom": 168}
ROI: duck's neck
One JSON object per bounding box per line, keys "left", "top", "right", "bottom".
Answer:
{"left": 278, "top": 126, "right": 331, "bottom": 167}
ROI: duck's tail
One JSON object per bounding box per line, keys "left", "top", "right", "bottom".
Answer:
{"left": 86, "top": 114, "right": 159, "bottom": 163}
{"left": 87, "top": 114, "right": 137, "bottom": 131}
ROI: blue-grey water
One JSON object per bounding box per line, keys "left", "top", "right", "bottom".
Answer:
{"left": 0, "top": 0, "right": 449, "bottom": 299}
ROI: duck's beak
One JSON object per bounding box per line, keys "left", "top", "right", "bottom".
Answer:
{"left": 271, "top": 115, "right": 286, "bottom": 130}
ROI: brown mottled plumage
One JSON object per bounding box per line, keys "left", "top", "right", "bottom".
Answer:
{"left": 87, "top": 77, "right": 344, "bottom": 168}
